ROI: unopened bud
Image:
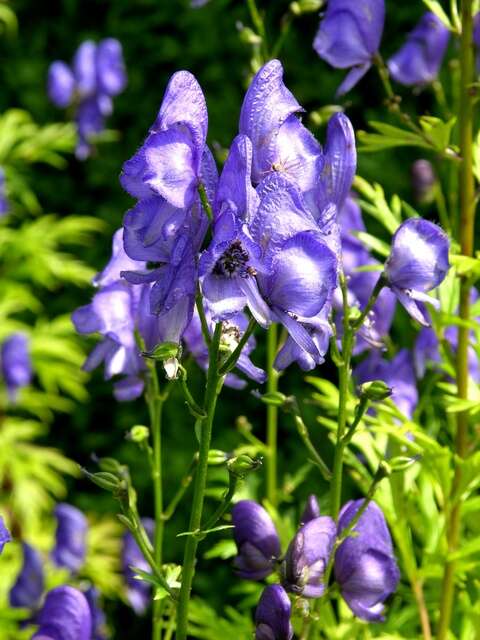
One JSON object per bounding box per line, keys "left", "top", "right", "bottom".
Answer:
{"left": 163, "top": 357, "right": 179, "bottom": 380}
{"left": 227, "top": 454, "right": 262, "bottom": 478}
{"left": 359, "top": 380, "right": 392, "bottom": 401}
{"left": 96, "top": 457, "right": 123, "bottom": 474}
{"left": 82, "top": 469, "right": 120, "bottom": 492}
{"left": 142, "top": 341, "right": 179, "bottom": 360}
{"left": 260, "top": 391, "right": 288, "bottom": 407}
{"left": 238, "top": 26, "right": 262, "bottom": 45}
{"left": 129, "top": 425, "right": 150, "bottom": 443}
{"left": 290, "top": 0, "right": 324, "bottom": 15}
{"left": 208, "top": 449, "right": 228, "bottom": 465}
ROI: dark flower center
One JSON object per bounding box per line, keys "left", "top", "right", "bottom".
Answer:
{"left": 213, "top": 240, "right": 255, "bottom": 278}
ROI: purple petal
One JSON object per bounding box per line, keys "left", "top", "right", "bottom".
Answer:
{"left": 335, "top": 62, "right": 372, "bottom": 96}
{"left": 48, "top": 61, "right": 75, "bottom": 108}
{"left": 113, "top": 375, "right": 145, "bottom": 401}
{"left": 33, "top": 586, "right": 92, "bottom": 640}
{"left": 51, "top": 503, "right": 88, "bottom": 573}
{"left": 94, "top": 228, "right": 145, "bottom": 287}
{"left": 96, "top": 38, "right": 127, "bottom": 96}
{"left": 10, "top": 543, "right": 44, "bottom": 608}
{"left": 255, "top": 585, "right": 293, "bottom": 640}
{"left": 73, "top": 40, "right": 98, "bottom": 97}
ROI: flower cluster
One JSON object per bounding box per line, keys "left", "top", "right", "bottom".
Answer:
{"left": 231, "top": 497, "right": 399, "bottom": 636}
{"left": 48, "top": 38, "right": 127, "bottom": 159}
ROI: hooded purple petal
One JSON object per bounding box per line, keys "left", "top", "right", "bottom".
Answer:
{"left": 300, "top": 495, "right": 321, "bottom": 525}
{"left": 48, "top": 61, "right": 75, "bottom": 108}
{"left": 33, "top": 585, "right": 92, "bottom": 640}
{"left": 9, "top": 543, "right": 44, "bottom": 609}
{"left": 73, "top": 40, "right": 98, "bottom": 97}
{"left": 96, "top": 38, "right": 127, "bottom": 96}
{"left": 255, "top": 585, "right": 293, "bottom": 640}
{"left": 84, "top": 587, "right": 107, "bottom": 640}
{"left": 51, "top": 503, "right": 88, "bottom": 573}
{"left": 94, "top": 228, "right": 145, "bottom": 287}
{"left": 388, "top": 12, "right": 450, "bottom": 86}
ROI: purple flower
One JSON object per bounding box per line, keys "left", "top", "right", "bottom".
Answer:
{"left": 0, "top": 167, "right": 8, "bottom": 216}
{"left": 0, "top": 516, "right": 11, "bottom": 554}
{"left": 255, "top": 585, "right": 293, "bottom": 640}
{"left": 84, "top": 587, "right": 107, "bottom": 640}
{"left": 122, "top": 518, "right": 154, "bottom": 614}
{"left": 282, "top": 516, "right": 336, "bottom": 597}
{"left": 1, "top": 333, "right": 32, "bottom": 401}
{"left": 32, "top": 585, "right": 92, "bottom": 640}
{"left": 354, "top": 348, "right": 418, "bottom": 419}
{"left": 335, "top": 500, "right": 400, "bottom": 621}
{"left": 51, "top": 503, "right": 88, "bottom": 573}
{"left": 231, "top": 500, "right": 281, "bottom": 580}
{"left": 388, "top": 13, "right": 450, "bottom": 87}
{"left": 411, "top": 159, "right": 437, "bottom": 204}
{"left": 385, "top": 219, "right": 450, "bottom": 326}
{"left": 96, "top": 38, "right": 127, "bottom": 97}
{"left": 313, "top": 0, "right": 386, "bottom": 95}
{"left": 9, "top": 543, "right": 44, "bottom": 609}
{"left": 47, "top": 61, "right": 75, "bottom": 108}
{"left": 300, "top": 495, "right": 321, "bottom": 525}
{"left": 474, "top": 13, "right": 480, "bottom": 71}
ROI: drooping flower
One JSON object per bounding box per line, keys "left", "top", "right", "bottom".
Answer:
{"left": 255, "top": 585, "right": 293, "bottom": 640}
{"left": 231, "top": 500, "right": 281, "bottom": 580}
{"left": 47, "top": 61, "right": 76, "bottom": 108}
{"left": 84, "top": 586, "right": 107, "bottom": 640}
{"left": 9, "top": 543, "right": 44, "bottom": 609}
{"left": 0, "top": 166, "right": 10, "bottom": 216}
{"left": 384, "top": 218, "right": 450, "bottom": 326}
{"left": 32, "top": 585, "right": 92, "bottom": 640}
{"left": 300, "top": 495, "right": 321, "bottom": 525}
{"left": 1, "top": 333, "right": 32, "bottom": 401}
{"left": 51, "top": 503, "right": 88, "bottom": 573}
{"left": 388, "top": 12, "right": 450, "bottom": 87}
{"left": 313, "top": 0, "right": 386, "bottom": 95}
{"left": 0, "top": 516, "right": 11, "bottom": 554}
{"left": 354, "top": 348, "right": 418, "bottom": 419}
{"left": 122, "top": 518, "right": 155, "bottom": 614}
{"left": 335, "top": 500, "right": 400, "bottom": 622}
{"left": 282, "top": 516, "right": 336, "bottom": 598}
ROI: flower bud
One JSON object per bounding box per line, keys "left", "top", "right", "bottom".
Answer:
{"left": 300, "top": 495, "right": 320, "bottom": 525}
{"left": 129, "top": 425, "right": 150, "bottom": 443}
{"left": 238, "top": 25, "right": 262, "bottom": 45}
{"left": 163, "top": 356, "right": 179, "bottom": 380}
{"left": 359, "top": 380, "right": 392, "bottom": 401}
{"left": 208, "top": 449, "right": 229, "bottom": 466}
{"left": 255, "top": 585, "right": 293, "bottom": 640}
{"left": 282, "top": 516, "right": 336, "bottom": 598}
{"left": 335, "top": 500, "right": 400, "bottom": 621}
{"left": 227, "top": 454, "right": 261, "bottom": 478}
{"left": 232, "top": 500, "right": 281, "bottom": 580}
{"left": 410, "top": 159, "right": 437, "bottom": 204}
{"left": 290, "top": 0, "right": 324, "bottom": 16}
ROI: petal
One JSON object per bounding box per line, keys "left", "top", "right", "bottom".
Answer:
{"left": 113, "top": 375, "right": 145, "bottom": 401}
{"left": 394, "top": 287, "right": 431, "bottom": 326}
{"left": 73, "top": 40, "right": 97, "bottom": 96}
{"left": 94, "top": 228, "right": 145, "bottom": 287}
{"left": 33, "top": 586, "right": 92, "bottom": 640}
{"left": 201, "top": 273, "right": 246, "bottom": 320}
{"left": 238, "top": 277, "right": 271, "bottom": 327}
{"left": 336, "top": 62, "right": 371, "bottom": 96}
{"left": 47, "top": 61, "right": 75, "bottom": 108}
{"left": 96, "top": 38, "right": 127, "bottom": 96}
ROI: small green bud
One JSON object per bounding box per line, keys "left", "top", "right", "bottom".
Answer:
{"left": 208, "top": 449, "right": 229, "bottom": 466}
{"left": 290, "top": 0, "right": 324, "bottom": 14}
{"left": 97, "top": 457, "right": 123, "bottom": 474}
{"left": 82, "top": 469, "right": 120, "bottom": 492}
{"left": 359, "top": 380, "right": 392, "bottom": 401}
{"left": 227, "top": 454, "right": 262, "bottom": 478}
{"left": 142, "top": 341, "right": 179, "bottom": 360}
{"left": 260, "top": 391, "right": 288, "bottom": 407}
{"left": 129, "top": 425, "right": 150, "bottom": 443}
{"left": 238, "top": 26, "right": 262, "bottom": 45}
{"left": 388, "top": 455, "right": 420, "bottom": 472}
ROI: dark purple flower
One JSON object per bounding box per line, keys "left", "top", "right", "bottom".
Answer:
{"left": 255, "top": 585, "right": 293, "bottom": 640}
{"left": 282, "top": 516, "right": 336, "bottom": 598}
{"left": 122, "top": 518, "right": 154, "bottom": 614}
{"left": 231, "top": 500, "right": 281, "bottom": 580}
{"left": 1, "top": 333, "right": 32, "bottom": 401}
{"left": 84, "top": 586, "right": 107, "bottom": 640}
{"left": 96, "top": 38, "right": 127, "bottom": 97}
{"left": 300, "top": 495, "right": 321, "bottom": 525}
{"left": 47, "top": 61, "right": 75, "bottom": 108}
{"left": 0, "top": 516, "right": 11, "bottom": 554}
{"left": 411, "top": 159, "right": 437, "bottom": 204}
{"left": 51, "top": 503, "right": 88, "bottom": 573}
{"left": 0, "top": 166, "right": 9, "bottom": 216}
{"left": 388, "top": 12, "right": 450, "bottom": 86}
{"left": 354, "top": 348, "right": 418, "bottom": 419}
{"left": 75, "top": 95, "right": 106, "bottom": 160}
{"left": 32, "top": 585, "right": 92, "bottom": 640}
{"left": 335, "top": 500, "right": 400, "bottom": 621}
{"left": 9, "top": 543, "right": 44, "bottom": 609}
{"left": 314, "top": 0, "right": 386, "bottom": 95}
{"left": 385, "top": 219, "right": 450, "bottom": 326}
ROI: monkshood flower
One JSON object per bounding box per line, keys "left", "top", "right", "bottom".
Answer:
{"left": 122, "top": 518, "right": 155, "bottom": 614}
{"left": 384, "top": 218, "right": 450, "bottom": 326}
{"left": 411, "top": 159, "right": 437, "bottom": 204}
{"left": 231, "top": 500, "right": 281, "bottom": 580}
{"left": 183, "top": 307, "right": 266, "bottom": 388}
{"left": 282, "top": 516, "right": 336, "bottom": 597}
{"left": 300, "top": 495, "right": 321, "bottom": 525}
{"left": 0, "top": 167, "right": 9, "bottom": 216}
{"left": 84, "top": 586, "right": 107, "bottom": 640}
{"left": 255, "top": 585, "right": 293, "bottom": 640}
{"left": 388, "top": 13, "right": 450, "bottom": 87}
{"left": 313, "top": 0, "right": 386, "bottom": 95}
{"left": 1, "top": 333, "right": 32, "bottom": 401}
{"left": 48, "top": 38, "right": 126, "bottom": 159}
{"left": 335, "top": 500, "right": 400, "bottom": 621}
{"left": 0, "top": 516, "right": 11, "bottom": 553}
{"left": 9, "top": 543, "right": 44, "bottom": 609}
{"left": 51, "top": 503, "right": 88, "bottom": 573}
{"left": 354, "top": 348, "right": 418, "bottom": 419}
{"left": 32, "top": 585, "right": 92, "bottom": 640}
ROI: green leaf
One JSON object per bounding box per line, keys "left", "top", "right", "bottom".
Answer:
{"left": 176, "top": 524, "right": 234, "bottom": 537}
{"left": 354, "top": 231, "right": 390, "bottom": 257}
{"left": 450, "top": 254, "right": 480, "bottom": 279}
{"left": 204, "top": 539, "right": 237, "bottom": 560}
{"left": 419, "top": 116, "right": 456, "bottom": 151}
{"left": 357, "top": 121, "right": 430, "bottom": 153}
{"left": 353, "top": 176, "right": 401, "bottom": 233}
{"left": 422, "top": 0, "right": 454, "bottom": 29}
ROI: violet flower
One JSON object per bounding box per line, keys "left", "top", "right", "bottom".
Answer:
{"left": 231, "top": 500, "right": 281, "bottom": 580}
{"left": 300, "top": 495, "right": 321, "bottom": 525}
{"left": 384, "top": 218, "right": 449, "bottom": 326}
{"left": 1, "top": 333, "right": 32, "bottom": 401}
{"left": 32, "top": 585, "right": 92, "bottom": 640}
{"left": 388, "top": 13, "right": 450, "bottom": 87}
{"left": 0, "top": 516, "right": 11, "bottom": 554}
{"left": 0, "top": 166, "right": 9, "bottom": 216}
{"left": 354, "top": 348, "right": 418, "bottom": 419}
{"left": 122, "top": 518, "right": 155, "bottom": 614}
{"left": 84, "top": 586, "right": 107, "bottom": 640}
{"left": 51, "top": 503, "right": 88, "bottom": 573}
{"left": 47, "top": 61, "right": 75, "bottom": 108}
{"left": 411, "top": 159, "right": 437, "bottom": 204}
{"left": 282, "top": 516, "right": 336, "bottom": 597}
{"left": 313, "top": 0, "right": 386, "bottom": 95}
{"left": 9, "top": 543, "right": 44, "bottom": 609}
{"left": 335, "top": 500, "right": 400, "bottom": 622}
{"left": 255, "top": 585, "right": 293, "bottom": 640}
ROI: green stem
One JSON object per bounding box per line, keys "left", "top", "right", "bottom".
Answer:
{"left": 291, "top": 409, "right": 331, "bottom": 481}
{"left": 219, "top": 317, "right": 256, "bottom": 375}
{"left": 201, "top": 473, "right": 239, "bottom": 532}
{"left": 197, "top": 182, "right": 213, "bottom": 221}
{"left": 162, "top": 456, "right": 197, "bottom": 522}
{"left": 266, "top": 323, "right": 279, "bottom": 506}
{"left": 175, "top": 323, "right": 223, "bottom": 640}
{"left": 271, "top": 11, "right": 294, "bottom": 58}
{"left": 351, "top": 274, "right": 385, "bottom": 331}
{"left": 246, "top": 0, "right": 269, "bottom": 60}
{"left": 437, "top": 2, "right": 475, "bottom": 638}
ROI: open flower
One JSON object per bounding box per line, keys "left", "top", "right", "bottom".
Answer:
{"left": 314, "top": 0, "right": 386, "bottom": 95}
{"left": 51, "top": 503, "right": 88, "bottom": 573}
{"left": 232, "top": 500, "right": 281, "bottom": 580}
{"left": 282, "top": 516, "right": 336, "bottom": 598}
{"left": 335, "top": 500, "right": 400, "bottom": 621}
{"left": 384, "top": 218, "right": 450, "bottom": 326}
{"left": 32, "top": 585, "right": 92, "bottom": 640}
{"left": 255, "top": 585, "right": 293, "bottom": 640}
{"left": 388, "top": 13, "right": 450, "bottom": 87}
{"left": 9, "top": 543, "right": 44, "bottom": 609}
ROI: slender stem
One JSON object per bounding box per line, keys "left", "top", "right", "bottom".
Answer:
{"left": 292, "top": 410, "right": 331, "bottom": 481}
{"left": 437, "top": 3, "right": 475, "bottom": 638}
{"left": 351, "top": 275, "right": 385, "bottom": 331}
{"left": 219, "top": 317, "right": 256, "bottom": 375}
{"left": 196, "top": 291, "right": 211, "bottom": 348}
{"left": 266, "top": 323, "right": 279, "bottom": 506}
{"left": 175, "top": 324, "right": 223, "bottom": 640}
{"left": 246, "top": 0, "right": 269, "bottom": 60}
{"left": 162, "top": 456, "right": 197, "bottom": 522}
{"left": 201, "top": 473, "right": 239, "bottom": 531}
{"left": 271, "top": 11, "right": 294, "bottom": 58}
{"left": 197, "top": 182, "right": 213, "bottom": 221}
{"left": 342, "top": 395, "right": 369, "bottom": 446}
